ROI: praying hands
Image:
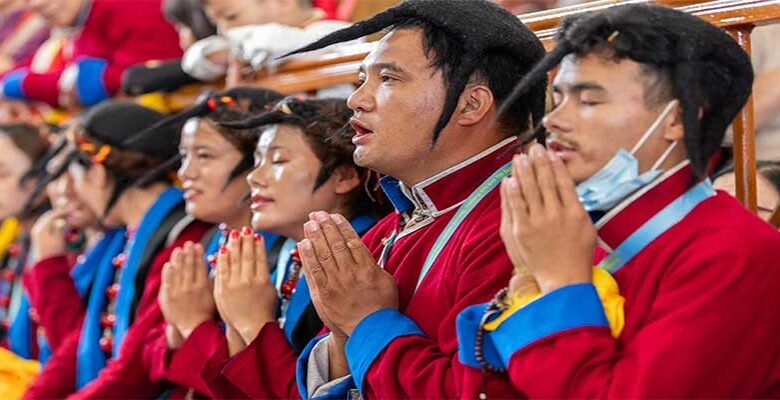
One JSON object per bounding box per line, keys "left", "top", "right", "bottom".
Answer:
{"left": 159, "top": 242, "right": 215, "bottom": 349}
{"left": 298, "top": 211, "right": 398, "bottom": 338}
{"left": 500, "top": 144, "right": 596, "bottom": 295}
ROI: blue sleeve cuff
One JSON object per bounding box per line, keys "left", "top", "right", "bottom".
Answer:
{"left": 345, "top": 309, "right": 424, "bottom": 398}
{"left": 75, "top": 58, "right": 109, "bottom": 106}
{"left": 489, "top": 283, "right": 609, "bottom": 367}
{"left": 2, "top": 69, "right": 28, "bottom": 99}
{"left": 456, "top": 303, "right": 504, "bottom": 369}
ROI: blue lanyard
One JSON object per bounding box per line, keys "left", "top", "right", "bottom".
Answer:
{"left": 598, "top": 179, "right": 716, "bottom": 274}
{"left": 416, "top": 163, "right": 511, "bottom": 294}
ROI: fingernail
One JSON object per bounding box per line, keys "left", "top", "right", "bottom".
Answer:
{"left": 230, "top": 230, "right": 239, "bottom": 239}
{"left": 531, "top": 144, "right": 545, "bottom": 158}
{"left": 254, "top": 233, "right": 263, "bottom": 242}
{"left": 304, "top": 220, "right": 319, "bottom": 232}
{"left": 299, "top": 239, "right": 312, "bottom": 251}
{"left": 332, "top": 214, "right": 347, "bottom": 225}
{"left": 507, "top": 178, "right": 519, "bottom": 189}
{"left": 219, "top": 246, "right": 228, "bottom": 254}
{"left": 315, "top": 211, "right": 329, "bottom": 222}
{"left": 547, "top": 150, "right": 559, "bottom": 162}
{"left": 519, "top": 153, "right": 530, "bottom": 167}
{"left": 242, "top": 226, "right": 252, "bottom": 235}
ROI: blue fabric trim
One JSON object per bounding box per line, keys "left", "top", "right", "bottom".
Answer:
{"left": 113, "top": 187, "right": 183, "bottom": 356}
{"left": 75, "top": 58, "right": 110, "bottom": 106}
{"left": 296, "top": 334, "right": 328, "bottom": 400}
{"left": 488, "top": 283, "right": 609, "bottom": 367}
{"left": 599, "top": 179, "right": 715, "bottom": 274}
{"left": 38, "top": 335, "right": 52, "bottom": 364}
{"left": 283, "top": 215, "right": 376, "bottom": 349}
{"left": 346, "top": 309, "right": 424, "bottom": 397}
{"left": 456, "top": 303, "right": 503, "bottom": 369}
{"left": 2, "top": 69, "right": 27, "bottom": 99}
{"left": 76, "top": 228, "right": 127, "bottom": 389}
{"left": 284, "top": 276, "right": 310, "bottom": 351}
{"left": 380, "top": 176, "right": 413, "bottom": 213}
{"left": 8, "top": 294, "right": 32, "bottom": 359}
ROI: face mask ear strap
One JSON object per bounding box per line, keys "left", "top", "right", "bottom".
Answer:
{"left": 629, "top": 100, "right": 679, "bottom": 155}
{"left": 651, "top": 140, "right": 679, "bottom": 171}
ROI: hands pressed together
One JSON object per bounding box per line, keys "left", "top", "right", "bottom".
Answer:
{"left": 500, "top": 143, "right": 596, "bottom": 296}
{"left": 159, "top": 228, "right": 277, "bottom": 352}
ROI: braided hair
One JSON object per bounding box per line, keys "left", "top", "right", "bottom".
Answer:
{"left": 501, "top": 4, "right": 754, "bottom": 178}
{"left": 224, "top": 97, "right": 390, "bottom": 219}
{"left": 282, "top": 0, "right": 547, "bottom": 145}
{"left": 127, "top": 87, "right": 285, "bottom": 190}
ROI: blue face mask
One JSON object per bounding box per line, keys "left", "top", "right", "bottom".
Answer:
{"left": 576, "top": 100, "right": 679, "bottom": 212}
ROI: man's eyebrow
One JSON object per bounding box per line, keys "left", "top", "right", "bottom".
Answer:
{"left": 359, "top": 62, "right": 407, "bottom": 75}
{"left": 552, "top": 81, "right": 607, "bottom": 93}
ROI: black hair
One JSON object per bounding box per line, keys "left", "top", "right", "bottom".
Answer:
{"left": 0, "top": 123, "right": 52, "bottom": 218}
{"left": 224, "top": 97, "right": 391, "bottom": 219}
{"left": 391, "top": 18, "right": 542, "bottom": 140}
{"left": 283, "top": 0, "right": 547, "bottom": 146}
{"left": 713, "top": 161, "right": 780, "bottom": 196}
{"left": 502, "top": 4, "right": 754, "bottom": 179}
{"left": 127, "top": 87, "right": 285, "bottom": 190}
{"left": 164, "top": 0, "right": 217, "bottom": 40}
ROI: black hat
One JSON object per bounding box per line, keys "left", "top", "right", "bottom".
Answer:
{"left": 283, "top": 0, "right": 547, "bottom": 143}
{"left": 502, "top": 3, "right": 754, "bottom": 177}
{"left": 82, "top": 100, "right": 178, "bottom": 158}
{"left": 123, "top": 87, "right": 285, "bottom": 188}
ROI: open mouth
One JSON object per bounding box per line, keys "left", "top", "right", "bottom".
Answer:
{"left": 349, "top": 118, "right": 375, "bottom": 145}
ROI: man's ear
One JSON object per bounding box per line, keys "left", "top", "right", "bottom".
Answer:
{"left": 662, "top": 101, "right": 687, "bottom": 142}
{"left": 331, "top": 165, "right": 362, "bottom": 195}
{"left": 454, "top": 83, "right": 495, "bottom": 127}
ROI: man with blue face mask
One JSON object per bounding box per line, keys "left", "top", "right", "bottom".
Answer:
{"left": 457, "top": 4, "right": 780, "bottom": 398}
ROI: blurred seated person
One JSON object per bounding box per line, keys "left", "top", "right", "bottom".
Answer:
{"left": 746, "top": 24, "right": 780, "bottom": 161}
{"left": 0, "top": 0, "right": 49, "bottom": 76}
{"left": 0, "top": 0, "right": 181, "bottom": 109}
{"left": 713, "top": 161, "right": 780, "bottom": 226}
{"left": 492, "top": 0, "right": 557, "bottom": 14}
{"left": 121, "top": 0, "right": 218, "bottom": 97}
{"left": 182, "top": 0, "right": 350, "bottom": 87}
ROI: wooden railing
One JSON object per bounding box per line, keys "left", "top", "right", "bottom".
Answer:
{"left": 244, "top": 0, "right": 780, "bottom": 215}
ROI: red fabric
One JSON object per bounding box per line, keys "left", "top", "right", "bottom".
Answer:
{"left": 19, "top": 0, "right": 181, "bottom": 106}
{"left": 215, "top": 322, "right": 299, "bottom": 398}
{"left": 313, "top": 0, "right": 340, "bottom": 19}
{"left": 499, "top": 167, "right": 780, "bottom": 398}
{"left": 23, "top": 255, "right": 85, "bottom": 351}
{"left": 24, "top": 220, "right": 212, "bottom": 399}
{"left": 350, "top": 140, "right": 519, "bottom": 399}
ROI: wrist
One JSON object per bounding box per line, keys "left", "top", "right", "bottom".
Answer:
{"left": 537, "top": 270, "right": 592, "bottom": 294}
{"left": 236, "top": 318, "right": 272, "bottom": 344}
{"left": 177, "top": 318, "right": 209, "bottom": 340}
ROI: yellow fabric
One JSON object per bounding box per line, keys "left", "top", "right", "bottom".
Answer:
{"left": 484, "top": 266, "right": 625, "bottom": 338}
{"left": 0, "top": 347, "right": 40, "bottom": 400}
{"left": 136, "top": 92, "right": 173, "bottom": 114}
{"left": 0, "top": 218, "right": 21, "bottom": 261}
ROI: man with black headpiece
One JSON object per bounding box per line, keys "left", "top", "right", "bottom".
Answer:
{"left": 281, "top": 0, "right": 547, "bottom": 398}
{"left": 458, "top": 4, "right": 780, "bottom": 397}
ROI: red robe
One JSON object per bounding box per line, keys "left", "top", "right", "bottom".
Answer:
{"left": 1, "top": 0, "right": 181, "bottom": 107}
{"left": 23, "top": 254, "right": 84, "bottom": 351}
{"left": 299, "top": 137, "right": 521, "bottom": 399}
{"left": 458, "top": 162, "right": 780, "bottom": 398}
{"left": 23, "top": 220, "right": 211, "bottom": 399}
